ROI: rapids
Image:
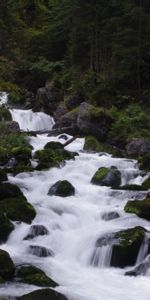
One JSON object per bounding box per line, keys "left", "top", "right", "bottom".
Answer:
{"left": 0, "top": 97, "right": 150, "bottom": 300}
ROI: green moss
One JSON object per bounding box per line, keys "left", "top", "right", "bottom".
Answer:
{"left": 34, "top": 148, "right": 74, "bottom": 170}
{"left": 0, "top": 182, "right": 24, "bottom": 200}
{"left": 91, "top": 167, "right": 109, "bottom": 185}
{"left": 44, "top": 141, "right": 64, "bottom": 150}
{"left": 0, "top": 196, "right": 36, "bottom": 224}
{"left": 124, "top": 198, "right": 150, "bottom": 221}
{"left": 0, "top": 212, "right": 14, "bottom": 242}
{"left": 17, "top": 265, "right": 57, "bottom": 287}
{"left": 115, "top": 227, "right": 145, "bottom": 247}
{"left": 18, "top": 288, "right": 68, "bottom": 300}
{"left": 142, "top": 176, "right": 150, "bottom": 190}
{"left": 0, "top": 249, "right": 15, "bottom": 279}
{"left": 84, "top": 136, "right": 121, "bottom": 157}
{"left": 139, "top": 154, "right": 150, "bottom": 171}
{"left": 48, "top": 180, "right": 75, "bottom": 197}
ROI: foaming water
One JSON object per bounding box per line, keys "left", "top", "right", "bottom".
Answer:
{"left": 1, "top": 108, "right": 150, "bottom": 299}
{"left": 0, "top": 134, "right": 150, "bottom": 299}
{"left": 0, "top": 91, "right": 8, "bottom": 105}
{"left": 10, "top": 108, "right": 54, "bottom": 131}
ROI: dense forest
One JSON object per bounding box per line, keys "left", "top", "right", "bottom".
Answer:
{"left": 0, "top": 0, "right": 150, "bottom": 144}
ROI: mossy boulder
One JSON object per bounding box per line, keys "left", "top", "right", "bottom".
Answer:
{"left": 48, "top": 180, "right": 75, "bottom": 197}
{"left": 0, "top": 147, "right": 10, "bottom": 166}
{"left": 0, "top": 169, "right": 8, "bottom": 182}
{"left": 34, "top": 148, "right": 74, "bottom": 170}
{"left": 11, "top": 146, "right": 32, "bottom": 166}
{"left": 44, "top": 141, "right": 64, "bottom": 150}
{"left": 0, "top": 249, "right": 15, "bottom": 279}
{"left": 91, "top": 166, "right": 121, "bottom": 188}
{"left": 0, "top": 196, "right": 36, "bottom": 224}
{"left": 18, "top": 288, "right": 68, "bottom": 300}
{"left": 142, "top": 176, "right": 150, "bottom": 190}
{"left": 111, "top": 227, "right": 145, "bottom": 268}
{"left": 16, "top": 265, "right": 57, "bottom": 287}
{"left": 0, "top": 183, "right": 23, "bottom": 200}
{"left": 124, "top": 197, "right": 150, "bottom": 221}
{"left": 84, "top": 136, "right": 121, "bottom": 157}
{"left": 0, "top": 212, "right": 14, "bottom": 243}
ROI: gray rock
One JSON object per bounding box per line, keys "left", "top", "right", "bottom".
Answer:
{"left": 5, "top": 121, "right": 20, "bottom": 133}
{"left": 126, "top": 138, "right": 150, "bottom": 156}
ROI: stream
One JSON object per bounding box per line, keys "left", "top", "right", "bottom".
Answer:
{"left": 0, "top": 93, "right": 150, "bottom": 300}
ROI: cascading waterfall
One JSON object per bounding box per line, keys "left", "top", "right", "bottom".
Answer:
{"left": 0, "top": 105, "right": 150, "bottom": 300}
{"left": 10, "top": 108, "right": 54, "bottom": 131}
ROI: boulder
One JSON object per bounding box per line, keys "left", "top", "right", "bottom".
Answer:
{"left": 0, "top": 212, "right": 14, "bottom": 243}
{"left": 91, "top": 166, "right": 121, "bottom": 188}
{"left": 28, "top": 245, "right": 53, "bottom": 257}
{"left": 18, "top": 288, "right": 68, "bottom": 300}
{"left": 16, "top": 264, "right": 57, "bottom": 287}
{"left": 53, "top": 102, "right": 68, "bottom": 122}
{"left": 111, "top": 227, "right": 145, "bottom": 268}
{"left": 0, "top": 249, "right": 15, "bottom": 279}
{"left": 54, "top": 108, "right": 79, "bottom": 134}
{"left": 0, "top": 182, "right": 23, "bottom": 200}
{"left": 124, "top": 196, "right": 150, "bottom": 221}
{"left": 126, "top": 138, "right": 150, "bottom": 157}
{"left": 77, "top": 102, "right": 113, "bottom": 140}
{"left": 5, "top": 121, "right": 20, "bottom": 133}
{"left": 11, "top": 146, "right": 32, "bottom": 166}
{"left": 48, "top": 180, "right": 75, "bottom": 197}
{"left": 101, "top": 211, "right": 120, "bottom": 221}
{"left": 139, "top": 153, "right": 150, "bottom": 171}
{"left": 64, "top": 92, "right": 84, "bottom": 110}
{"left": 34, "top": 81, "right": 63, "bottom": 115}
{"left": 44, "top": 141, "right": 64, "bottom": 151}
{"left": 0, "top": 197, "right": 36, "bottom": 224}
{"left": 24, "top": 225, "right": 49, "bottom": 240}
{"left": 142, "top": 176, "right": 150, "bottom": 190}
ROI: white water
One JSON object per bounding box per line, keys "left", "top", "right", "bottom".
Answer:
{"left": 0, "top": 92, "right": 8, "bottom": 105}
{"left": 10, "top": 109, "right": 54, "bottom": 131}
{"left": 0, "top": 107, "right": 150, "bottom": 299}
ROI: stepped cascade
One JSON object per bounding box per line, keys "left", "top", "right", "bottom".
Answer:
{"left": 0, "top": 93, "right": 150, "bottom": 300}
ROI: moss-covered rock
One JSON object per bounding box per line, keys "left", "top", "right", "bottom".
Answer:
{"left": 34, "top": 148, "right": 74, "bottom": 170}
{"left": 48, "top": 180, "right": 75, "bottom": 197}
{"left": 91, "top": 166, "right": 121, "bottom": 188}
{"left": 0, "top": 249, "right": 15, "bottom": 279}
{"left": 0, "top": 212, "right": 14, "bottom": 243}
{"left": 0, "top": 169, "right": 8, "bottom": 182}
{"left": 18, "top": 288, "right": 68, "bottom": 300}
{"left": 16, "top": 265, "right": 57, "bottom": 287}
{"left": 44, "top": 141, "right": 64, "bottom": 150}
{"left": 0, "top": 183, "right": 23, "bottom": 200}
{"left": 142, "top": 176, "right": 150, "bottom": 190}
{"left": 84, "top": 136, "right": 121, "bottom": 157}
{"left": 11, "top": 146, "right": 32, "bottom": 166}
{"left": 124, "top": 197, "right": 150, "bottom": 221}
{"left": 111, "top": 227, "right": 145, "bottom": 268}
{"left": 0, "top": 196, "right": 36, "bottom": 224}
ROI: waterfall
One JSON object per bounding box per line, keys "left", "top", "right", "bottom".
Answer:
{"left": 0, "top": 91, "right": 8, "bottom": 105}
{"left": 10, "top": 108, "right": 54, "bottom": 131}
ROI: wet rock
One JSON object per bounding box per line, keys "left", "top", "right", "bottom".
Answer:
{"left": 58, "top": 134, "right": 68, "bottom": 141}
{"left": 11, "top": 146, "right": 32, "bottom": 166}
{"left": 53, "top": 102, "right": 68, "bottom": 122}
{"left": 0, "top": 183, "right": 23, "bottom": 200}
{"left": 114, "top": 184, "right": 147, "bottom": 191}
{"left": 91, "top": 166, "right": 121, "bottom": 188}
{"left": 54, "top": 109, "right": 78, "bottom": 134}
{"left": 18, "top": 288, "right": 68, "bottom": 300}
{"left": 0, "top": 169, "right": 8, "bottom": 182}
{"left": 0, "top": 212, "right": 14, "bottom": 243}
{"left": 101, "top": 211, "right": 120, "bottom": 221}
{"left": 0, "top": 197, "right": 36, "bottom": 224}
{"left": 83, "top": 136, "right": 121, "bottom": 157}
{"left": 0, "top": 249, "right": 15, "bottom": 279}
{"left": 48, "top": 180, "right": 75, "bottom": 197}
{"left": 125, "top": 255, "right": 150, "bottom": 276}
{"left": 28, "top": 245, "right": 53, "bottom": 257}
{"left": 124, "top": 196, "right": 150, "bottom": 221}
{"left": 16, "top": 264, "right": 57, "bottom": 287}
{"left": 44, "top": 141, "right": 64, "bottom": 151}
{"left": 24, "top": 225, "right": 49, "bottom": 240}
{"left": 111, "top": 227, "right": 145, "bottom": 268}
{"left": 139, "top": 153, "right": 150, "bottom": 171}
{"left": 34, "top": 148, "right": 75, "bottom": 170}
{"left": 126, "top": 138, "right": 150, "bottom": 157}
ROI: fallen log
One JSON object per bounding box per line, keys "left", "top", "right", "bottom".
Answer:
{"left": 22, "top": 126, "right": 77, "bottom": 136}
{"left": 63, "top": 136, "right": 77, "bottom": 147}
